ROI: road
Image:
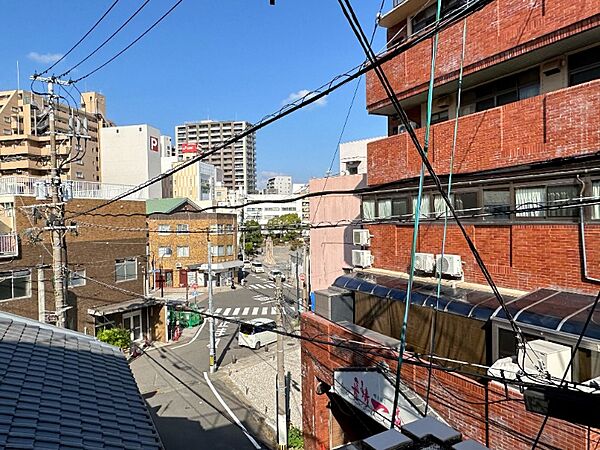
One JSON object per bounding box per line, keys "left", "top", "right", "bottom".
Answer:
{"left": 131, "top": 272, "right": 300, "bottom": 450}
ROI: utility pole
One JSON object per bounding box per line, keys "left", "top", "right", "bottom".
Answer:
{"left": 31, "top": 75, "right": 70, "bottom": 328}
{"left": 295, "top": 250, "right": 300, "bottom": 314}
{"left": 208, "top": 241, "right": 216, "bottom": 373}
{"left": 275, "top": 274, "right": 287, "bottom": 450}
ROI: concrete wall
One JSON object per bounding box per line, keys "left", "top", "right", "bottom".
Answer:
{"left": 309, "top": 174, "right": 366, "bottom": 291}
{"left": 100, "top": 124, "right": 162, "bottom": 199}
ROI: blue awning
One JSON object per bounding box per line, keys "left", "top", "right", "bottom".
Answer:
{"left": 334, "top": 272, "right": 600, "bottom": 341}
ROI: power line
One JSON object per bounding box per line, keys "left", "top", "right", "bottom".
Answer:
{"left": 63, "top": 0, "right": 495, "bottom": 221}
{"left": 39, "top": 0, "right": 122, "bottom": 76}
{"left": 70, "top": 0, "right": 184, "bottom": 83}
{"left": 58, "top": 0, "right": 154, "bottom": 79}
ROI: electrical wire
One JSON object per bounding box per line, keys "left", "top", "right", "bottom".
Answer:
{"left": 39, "top": 0, "right": 123, "bottom": 76}
{"left": 63, "top": 0, "right": 496, "bottom": 222}
{"left": 58, "top": 0, "right": 154, "bottom": 79}
{"left": 70, "top": 0, "right": 184, "bottom": 83}
{"left": 425, "top": 12, "right": 469, "bottom": 415}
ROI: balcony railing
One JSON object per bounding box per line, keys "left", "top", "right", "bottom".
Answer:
{"left": 0, "top": 233, "right": 18, "bottom": 258}
{"left": 0, "top": 176, "right": 147, "bottom": 200}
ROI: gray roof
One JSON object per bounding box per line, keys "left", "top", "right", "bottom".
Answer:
{"left": 0, "top": 311, "right": 163, "bottom": 450}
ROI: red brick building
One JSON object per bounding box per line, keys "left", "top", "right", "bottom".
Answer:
{"left": 301, "top": 0, "right": 600, "bottom": 448}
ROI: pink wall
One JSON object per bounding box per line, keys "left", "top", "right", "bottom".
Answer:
{"left": 309, "top": 174, "right": 366, "bottom": 291}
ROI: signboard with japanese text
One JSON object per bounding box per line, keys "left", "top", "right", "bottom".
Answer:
{"left": 182, "top": 142, "right": 198, "bottom": 153}
{"left": 333, "top": 368, "right": 421, "bottom": 429}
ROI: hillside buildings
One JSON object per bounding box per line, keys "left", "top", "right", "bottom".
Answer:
{"left": 175, "top": 120, "right": 257, "bottom": 194}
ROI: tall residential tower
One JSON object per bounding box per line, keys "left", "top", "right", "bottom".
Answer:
{"left": 175, "top": 120, "right": 256, "bottom": 194}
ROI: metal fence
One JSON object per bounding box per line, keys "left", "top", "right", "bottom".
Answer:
{"left": 0, "top": 176, "right": 146, "bottom": 200}
{"left": 0, "top": 233, "right": 18, "bottom": 257}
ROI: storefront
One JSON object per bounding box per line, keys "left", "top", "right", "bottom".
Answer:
{"left": 188, "top": 260, "right": 244, "bottom": 288}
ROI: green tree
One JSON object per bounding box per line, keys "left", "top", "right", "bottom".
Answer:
{"left": 267, "top": 213, "right": 301, "bottom": 243}
{"left": 243, "top": 220, "right": 263, "bottom": 255}
{"left": 96, "top": 328, "right": 131, "bottom": 349}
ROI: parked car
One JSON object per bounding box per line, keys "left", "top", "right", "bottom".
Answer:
{"left": 251, "top": 261, "right": 265, "bottom": 273}
{"left": 238, "top": 318, "right": 277, "bottom": 350}
{"left": 268, "top": 269, "right": 286, "bottom": 282}
{"left": 243, "top": 259, "right": 252, "bottom": 270}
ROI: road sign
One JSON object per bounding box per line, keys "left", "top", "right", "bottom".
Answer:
{"left": 299, "top": 273, "right": 305, "bottom": 282}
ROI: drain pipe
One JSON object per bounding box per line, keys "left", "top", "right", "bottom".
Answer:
{"left": 577, "top": 175, "right": 600, "bottom": 283}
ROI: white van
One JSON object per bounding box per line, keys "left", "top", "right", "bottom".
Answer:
{"left": 238, "top": 318, "right": 277, "bottom": 350}
{"left": 251, "top": 261, "right": 265, "bottom": 273}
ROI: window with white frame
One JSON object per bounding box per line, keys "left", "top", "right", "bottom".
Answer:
{"left": 158, "top": 224, "right": 170, "bottom": 235}
{"left": 176, "top": 224, "right": 189, "bottom": 234}
{"left": 177, "top": 246, "right": 190, "bottom": 257}
{"left": 226, "top": 245, "right": 233, "bottom": 256}
{"left": 68, "top": 269, "right": 86, "bottom": 288}
{"left": 211, "top": 245, "right": 225, "bottom": 256}
{"left": 115, "top": 258, "right": 137, "bottom": 282}
{"left": 0, "top": 270, "right": 31, "bottom": 301}
{"left": 158, "top": 246, "right": 172, "bottom": 257}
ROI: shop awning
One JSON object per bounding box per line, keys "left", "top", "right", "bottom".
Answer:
{"left": 334, "top": 272, "right": 600, "bottom": 340}
{"left": 87, "top": 297, "right": 164, "bottom": 316}
{"left": 188, "top": 260, "right": 243, "bottom": 272}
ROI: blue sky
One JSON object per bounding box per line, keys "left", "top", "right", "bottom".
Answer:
{"left": 1, "top": 0, "right": 388, "bottom": 186}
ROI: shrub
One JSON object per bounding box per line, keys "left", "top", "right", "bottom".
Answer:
{"left": 288, "top": 425, "right": 304, "bottom": 449}
{"left": 96, "top": 328, "right": 131, "bottom": 349}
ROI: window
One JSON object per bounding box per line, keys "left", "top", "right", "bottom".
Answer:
{"left": 363, "top": 199, "right": 376, "bottom": 220}
{"left": 3, "top": 129, "right": 11, "bottom": 135}
{"left": 454, "top": 192, "right": 478, "bottom": 214}
{"left": 75, "top": 171, "right": 84, "bottom": 179}
{"left": 516, "top": 185, "right": 578, "bottom": 218}
{"left": 592, "top": 181, "right": 600, "bottom": 220}
{"left": 0, "top": 270, "right": 31, "bottom": 301}
{"left": 3, "top": 117, "right": 10, "bottom": 124}
{"left": 462, "top": 68, "right": 540, "bottom": 115}
{"left": 158, "top": 224, "right": 170, "bottom": 235}
{"left": 211, "top": 245, "right": 225, "bottom": 256}
{"left": 392, "top": 198, "right": 409, "bottom": 219}
{"left": 431, "top": 110, "right": 449, "bottom": 125}
{"left": 68, "top": 269, "right": 86, "bottom": 288}
{"left": 483, "top": 190, "right": 510, "bottom": 219}
{"left": 412, "top": 194, "right": 431, "bottom": 218}
{"left": 569, "top": 46, "right": 600, "bottom": 87}
{"left": 177, "top": 246, "right": 190, "bottom": 257}
{"left": 115, "top": 259, "right": 137, "bottom": 282}
{"left": 515, "top": 186, "right": 544, "bottom": 217}
{"left": 433, "top": 194, "right": 453, "bottom": 218}
{"left": 377, "top": 199, "right": 392, "bottom": 218}
{"left": 411, "top": 0, "right": 467, "bottom": 33}
{"left": 158, "top": 246, "right": 172, "bottom": 257}
{"left": 226, "top": 245, "right": 233, "bottom": 256}
{"left": 176, "top": 224, "right": 189, "bottom": 234}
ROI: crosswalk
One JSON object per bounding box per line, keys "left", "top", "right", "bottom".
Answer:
{"left": 246, "top": 281, "right": 293, "bottom": 290}
{"left": 198, "top": 306, "right": 278, "bottom": 317}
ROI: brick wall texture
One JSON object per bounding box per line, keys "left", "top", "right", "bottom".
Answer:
{"left": 301, "top": 312, "right": 598, "bottom": 450}
{"left": 366, "top": 0, "right": 600, "bottom": 108}
{"left": 0, "top": 197, "right": 147, "bottom": 334}
{"left": 367, "top": 80, "right": 600, "bottom": 186}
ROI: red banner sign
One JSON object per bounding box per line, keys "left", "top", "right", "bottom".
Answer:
{"left": 182, "top": 143, "right": 198, "bottom": 153}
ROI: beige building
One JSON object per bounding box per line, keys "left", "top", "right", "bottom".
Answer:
{"left": 147, "top": 198, "right": 240, "bottom": 289}
{"left": 0, "top": 89, "right": 111, "bottom": 181}
{"left": 172, "top": 159, "right": 222, "bottom": 204}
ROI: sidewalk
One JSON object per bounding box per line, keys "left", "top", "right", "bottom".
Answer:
{"left": 217, "top": 338, "right": 303, "bottom": 432}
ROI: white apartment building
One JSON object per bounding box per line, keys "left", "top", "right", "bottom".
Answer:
{"left": 175, "top": 120, "right": 256, "bottom": 194}
{"left": 339, "top": 137, "right": 384, "bottom": 175}
{"left": 99, "top": 124, "right": 163, "bottom": 199}
{"left": 243, "top": 194, "right": 302, "bottom": 226}
{"left": 266, "top": 175, "right": 292, "bottom": 195}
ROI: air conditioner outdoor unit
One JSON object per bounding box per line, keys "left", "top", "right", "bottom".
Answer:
{"left": 352, "top": 250, "right": 373, "bottom": 268}
{"left": 435, "top": 95, "right": 451, "bottom": 109}
{"left": 353, "top": 229, "right": 371, "bottom": 246}
{"left": 435, "top": 254, "right": 463, "bottom": 278}
{"left": 518, "top": 339, "right": 571, "bottom": 382}
{"left": 414, "top": 253, "right": 435, "bottom": 273}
